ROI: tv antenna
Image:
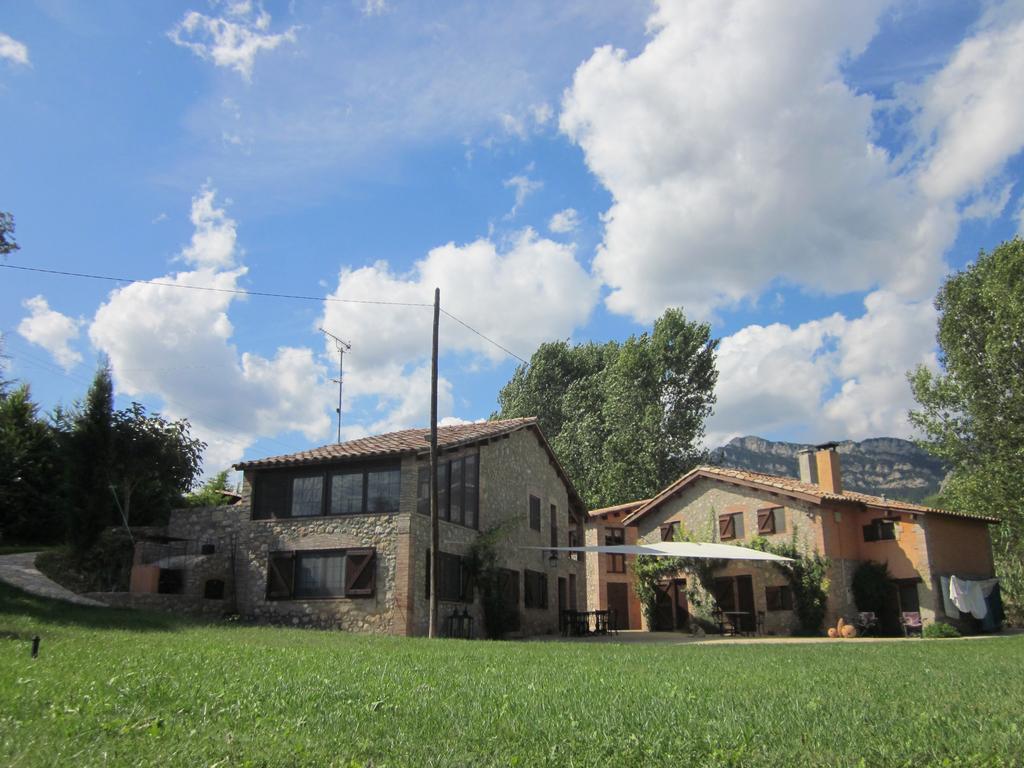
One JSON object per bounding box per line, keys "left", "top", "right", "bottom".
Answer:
{"left": 319, "top": 328, "right": 351, "bottom": 444}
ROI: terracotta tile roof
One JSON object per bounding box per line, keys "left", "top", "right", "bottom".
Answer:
{"left": 235, "top": 418, "right": 538, "bottom": 470}
{"left": 621, "top": 465, "right": 1000, "bottom": 525}
{"left": 587, "top": 499, "right": 651, "bottom": 519}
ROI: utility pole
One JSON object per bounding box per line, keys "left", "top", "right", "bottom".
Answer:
{"left": 319, "top": 328, "right": 351, "bottom": 444}
{"left": 428, "top": 287, "right": 440, "bottom": 638}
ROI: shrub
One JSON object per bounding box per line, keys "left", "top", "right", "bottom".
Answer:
{"left": 923, "top": 622, "right": 962, "bottom": 639}
{"left": 36, "top": 528, "right": 134, "bottom": 593}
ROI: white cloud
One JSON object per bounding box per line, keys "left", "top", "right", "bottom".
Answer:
{"left": 503, "top": 169, "right": 543, "bottom": 218}
{"left": 0, "top": 32, "right": 29, "bottom": 66}
{"left": 168, "top": 4, "right": 298, "bottom": 81}
{"left": 17, "top": 296, "right": 82, "bottom": 370}
{"left": 560, "top": 0, "right": 956, "bottom": 323}
{"left": 706, "top": 292, "right": 938, "bottom": 446}
{"left": 319, "top": 228, "right": 598, "bottom": 430}
{"left": 912, "top": 5, "right": 1024, "bottom": 203}
{"left": 88, "top": 187, "right": 330, "bottom": 470}
{"left": 548, "top": 208, "right": 580, "bottom": 234}
{"left": 961, "top": 182, "right": 1014, "bottom": 220}
{"left": 362, "top": 0, "right": 389, "bottom": 17}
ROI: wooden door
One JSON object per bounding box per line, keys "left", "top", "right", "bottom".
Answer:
{"left": 607, "top": 582, "right": 631, "bottom": 630}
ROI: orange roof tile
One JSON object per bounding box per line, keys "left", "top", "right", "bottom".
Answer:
{"left": 235, "top": 418, "right": 538, "bottom": 469}
{"left": 620, "top": 465, "right": 999, "bottom": 525}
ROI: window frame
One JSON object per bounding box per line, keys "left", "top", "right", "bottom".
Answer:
{"left": 529, "top": 494, "right": 542, "bottom": 531}
{"left": 265, "top": 548, "right": 377, "bottom": 601}
{"left": 523, "top": 569, "right": 548, "bottom": 610}
{"left": 425, "top": 549, "right": 473, "bottom": 603}
{"left": 415, "top": 453, "right": 480, "bottom": 530}
{"left": 718, "top": 511, "right": 745, "bottom": 541}
{"left": 863, "top": 518, "right": 897, "bottom": 542}
{"left": 252, "top": 462, "right": 402, "bottom": 521}
{"left": 605, "top": 527, "right": 626, "bottom": 573}
{"left": 765, "top": 584, "right": 793, "bottom": 611}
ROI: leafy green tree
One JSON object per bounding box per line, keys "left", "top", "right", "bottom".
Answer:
{"left": 65, "top": 361, "right": 116, "bottom": 552}
{"left": 0, "top": 212, "right": 18, "bottom": 258}
{"left": 495, "top": 308, "right": 718, "bottom": 508}
{"left": 183, "top": 469, "right": 233, "bottom": 508}
{"left": 0, "top": 384, "right": 63, "bottom": 543}
{"left": 110, "top": 402, "right": 206, "bottom": 525}
{"left": 908, "top": 237, "right": 1024, "bottom": 619}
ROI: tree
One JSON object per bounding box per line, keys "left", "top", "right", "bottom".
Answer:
{"left": 908, "top": 237, "right": 1024, "bottom": 619}
{"left": 65, "top": 361, "right": 116, "bottom": 552}
{"left": 184, "top": 470, "right": 232, "bottom": 508}
{"left": 110, "top": 402, "right": 206, "bottom": 525}
{"left": 0, "top": 212, "right": 19, "bottom": 257}
{"left": 495, "top": 308, "right": 718, "bottom": 508}
{"left": 0, "top": 384, "right": 63, "bottom": 543}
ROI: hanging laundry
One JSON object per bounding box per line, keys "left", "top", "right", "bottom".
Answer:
{"left": 939, "top": 575, "right": 959, "bottom": 617}
{"left": 949, "top": 576, "right": 997, "bottom": 620}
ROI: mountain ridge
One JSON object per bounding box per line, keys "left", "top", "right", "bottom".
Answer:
{"left": 707, "top": 435, "right": 947, "bottom": 503}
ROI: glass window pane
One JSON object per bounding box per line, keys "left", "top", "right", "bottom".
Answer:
{"left": 367, "top": 468, "right": 401, "bottom": 514}
{"left": 295, "top": 553, "right": 345, "bottom": 597}
{"left": 464, "top": 454, "right": 479, "bottom": 528}
{"left": 330, "top": 472, "right": 364, "bottom": 515}
{"left": 291, "top": 476, "right": 323, "bottom": 517}
{"left": 450, "top": 458, "right": 463, "bottom": 525}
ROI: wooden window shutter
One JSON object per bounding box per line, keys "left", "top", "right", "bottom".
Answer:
{"left": 266, "top": 552, "right": 295, "bottom": 600}
{"left": 660, "top": 524, "right": 672, "bottom": 542}
{"left": 345, "top": 548, "right": 376, "bottom": 597}
{"left": 757, "top": 508, "right": 776, "bottom": 535}
{"left": 718, "top": 514, "right": 735, "bottom": 539}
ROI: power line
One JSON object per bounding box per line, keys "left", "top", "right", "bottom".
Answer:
{"left": 0, "top": 263, "right": 433, "bottom": 308}
{"left": 440, "top": 309, "right": 529, "bottom": 365}
{"left": 3, "top": 262, "right": 531, "bottom": 364}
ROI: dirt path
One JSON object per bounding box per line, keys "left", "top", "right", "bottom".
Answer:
{"left": 0, "top": 552, "right": 106, "bottom": 607}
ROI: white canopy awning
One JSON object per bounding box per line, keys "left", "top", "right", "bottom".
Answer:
{"left": 528, "top": 542, "right": 793, "bottom": 562}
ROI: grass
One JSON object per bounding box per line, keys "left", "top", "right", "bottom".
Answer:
{"left": 1, "top": 584, "right": 1022, "bottom": 767}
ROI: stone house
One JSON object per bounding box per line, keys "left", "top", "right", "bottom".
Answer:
{"left": 130, "top": 418, "right": 586, "bottom": 637}
{"left": 584, "top": 444, "right": 999, "bottom": 635}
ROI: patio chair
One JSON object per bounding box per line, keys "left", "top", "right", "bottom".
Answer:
{"left": 855, "top": 611, "right": 879, "bottom": 636}
{"left": 901, "top": 611, "right": 923, "bottom": 638}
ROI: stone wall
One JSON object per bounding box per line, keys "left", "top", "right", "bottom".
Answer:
{"left": 407, "top": 429, "right": 586, "bottom": 638}
{"left": 87, "top": 591, "right": 227, "bottom": 618}
{"left": 145, "top": 427, "right": 585, "bottom": 638}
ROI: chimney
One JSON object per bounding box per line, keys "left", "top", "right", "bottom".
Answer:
{"left": 797, "top": 448, "right": 818, "bottom": 485}
{"left": 814, "top": 442, "right": 843, "bottom": 494}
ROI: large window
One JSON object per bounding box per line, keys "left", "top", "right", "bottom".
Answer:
{"left": 253, "top": 464, "right": 401, "bottom": 520}
{"left": 265, "top": 549, "right": 376, "bottom": 600}
{"left": 605, "top": 527, "right": 626, "bottom": 573}
{"left": 523, "top": 569, "right": 548, "bottom": 609}
{"left": 718, "top": 512, "right": 745, "bottom": 541}
{"left": 425, "top": 550, "right": 472, "bottom": 603}
{"left": 415, "top": 453, "right": 479, "bottom": 529}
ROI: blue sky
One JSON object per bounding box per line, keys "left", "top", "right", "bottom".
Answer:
{"left": 2, "top": 0, "right": 1023, "bottom": 474}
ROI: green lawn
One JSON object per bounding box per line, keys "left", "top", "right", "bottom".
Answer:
{"left": 1, "top": 584, "right": 1022, "bottom": 767}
